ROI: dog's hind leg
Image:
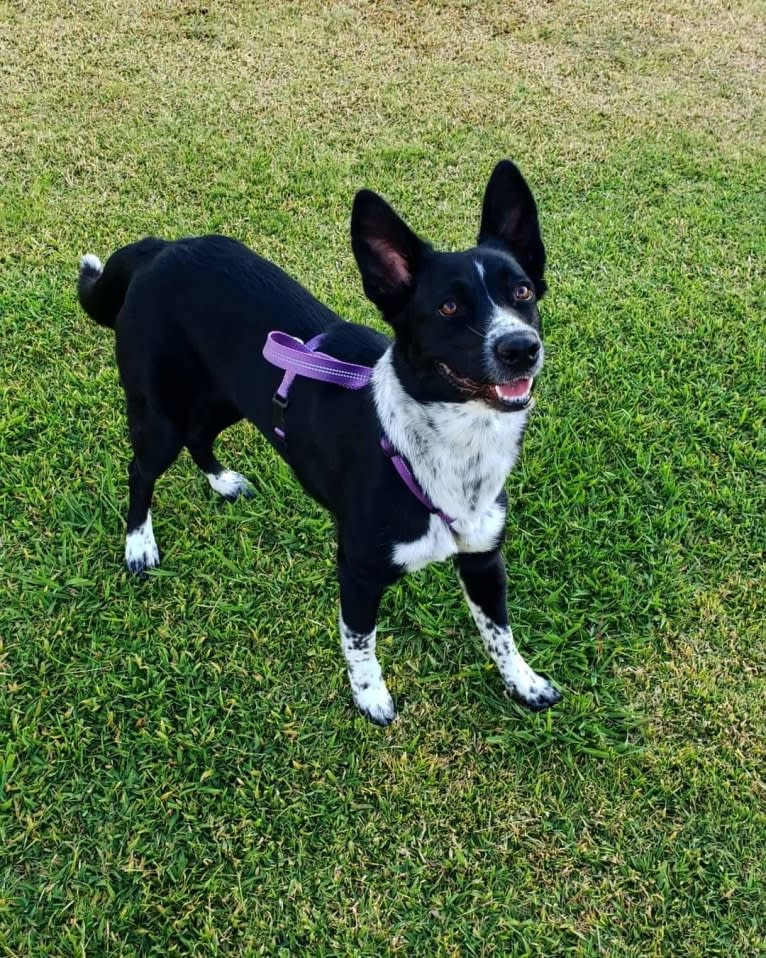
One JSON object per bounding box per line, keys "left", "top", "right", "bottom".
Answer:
{"left": 338, "top": 562, "right": 396, "bottom": 726}
{"left": 125, "top": 399, "right": 183, "bottom": 575}
{"left": 186, "top": 400, "right": 252, "bottom": 502}
{"left": 455, "top": 551, "right": 562, "bottom": 712}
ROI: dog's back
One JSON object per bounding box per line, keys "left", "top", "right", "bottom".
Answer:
{"left": 80, "top": 235, "right": 345, "bottom": 431}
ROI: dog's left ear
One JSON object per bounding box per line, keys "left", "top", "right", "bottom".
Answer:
{"left": 351, "top": 189, "right": 431, "bottom": 319}
{"left": 478, "top": 160, "right": 547, "bottom": 298}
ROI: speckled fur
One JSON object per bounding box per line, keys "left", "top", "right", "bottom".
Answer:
{"left": 374, "top": 347, "right": 526, "bottom": 552}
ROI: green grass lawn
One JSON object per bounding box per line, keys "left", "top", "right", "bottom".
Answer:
{"left": 2, "top": 1, "right": 765, "bottom": 954}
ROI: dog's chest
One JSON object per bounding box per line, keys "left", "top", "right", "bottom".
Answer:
{"left": 392, "top": 500, "right": 506, "bottom": 573}
{"left": 375, "top": 353, "right": 529, "bottom": 573}
{"left": 419, "top": 408, "right": 523, "bottom": 515}
{"left": 418, "top": 397, "right": 525, "bottom": 501}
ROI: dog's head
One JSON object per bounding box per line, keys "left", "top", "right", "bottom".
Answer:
{"left": 351, "top": 160, "right": 546, "bottom": 411}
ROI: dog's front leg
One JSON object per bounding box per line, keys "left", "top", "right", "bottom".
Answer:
{"left": 455, "top": 551, "right": 561, "bottom": 711}
{"left": 338, "top": 562, "right": 396, "bottom": 726}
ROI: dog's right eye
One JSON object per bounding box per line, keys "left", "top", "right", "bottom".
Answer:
{"left": 439, "top": 300, "right": 458, "bottom": 317}
{"left": 513, "top": 283, "right": 535, "bottom": 303}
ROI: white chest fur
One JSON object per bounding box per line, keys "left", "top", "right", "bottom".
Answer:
{"left": 392, "top": 514, "right": 458, "bottom": 572}
{"left": 374, "top": 349, "right": 528, "bottom": 572}
{"left": 392, "top": 500, "right": 507, "bottom": 573}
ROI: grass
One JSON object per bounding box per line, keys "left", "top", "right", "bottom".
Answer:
{"left": 1, "top": 0, "right": 765, "bottom": 954}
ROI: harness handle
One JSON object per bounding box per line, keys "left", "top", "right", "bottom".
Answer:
{"left": 264, "top": 331, "right": 374, "bottom": 438}
{"left": 265, "top": 331, "right": 373, "bottom": 392}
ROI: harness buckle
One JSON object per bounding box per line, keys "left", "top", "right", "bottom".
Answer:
{"left": 272, "top": 391, "right": 288, "bottom": 437}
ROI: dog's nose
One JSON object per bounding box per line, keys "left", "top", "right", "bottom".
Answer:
{"left": 493, "top": 331, "right": 540, "bottom": 369}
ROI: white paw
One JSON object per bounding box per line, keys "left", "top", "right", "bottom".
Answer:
{"left": 125, "top": 514, "right": 160, "bottom": 576}
{"left": 206, "top": 470, "right": 253, "bottom": 501}
{"left": 507, "top": 664, "right": 562, "bottom": 712}
{"left": 352, "top": 680, "right": 397, "bottom": 726}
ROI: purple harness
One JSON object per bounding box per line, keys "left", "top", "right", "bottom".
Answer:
{"left": 263, "top": 331, "right": 454, "bottom": 526}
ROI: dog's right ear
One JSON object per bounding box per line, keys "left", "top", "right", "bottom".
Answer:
{"left": 351, "top": 190, "right": 430, "bottom": 318}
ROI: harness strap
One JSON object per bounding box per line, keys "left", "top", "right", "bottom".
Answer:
{"left": 380, "top": 436, "right": 455, "bottom": 525}
{"left": 265, "top": 330, "right": 374, "bottom": 438}
{"left": 269, "top": 333, "right": 327, "bottom": 438}
{"left": 266, "top": 331, "right": 372, "bottom": 392}
{"left": 263, "top": 330, "right": 455, "bottom": 526}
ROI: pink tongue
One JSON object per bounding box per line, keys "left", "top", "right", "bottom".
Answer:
{"left": 496, "top": 378, "right": 531, "bottom": 399}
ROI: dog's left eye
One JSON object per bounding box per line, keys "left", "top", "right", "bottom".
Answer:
{"left": 513, "top": 283, "right": 534, "bottom": 303}
{"left": 439, "top": 300, "right": 459, "bottom": 317}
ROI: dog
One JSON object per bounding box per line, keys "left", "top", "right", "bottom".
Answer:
{"left": 78, "top": 159, "right": 561, "bottom": 724}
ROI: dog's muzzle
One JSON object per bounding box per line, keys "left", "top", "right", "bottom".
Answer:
{"left": 436, "top": 362, "right": 535, "bottom": 411}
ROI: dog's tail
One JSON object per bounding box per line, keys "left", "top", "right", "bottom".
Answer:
{"left": 78, "top": 237, "right": 166, "bottom": 329}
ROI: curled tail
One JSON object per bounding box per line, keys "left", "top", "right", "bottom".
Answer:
{"left": 78, "top": 237, "right": 166, "bottom": 329}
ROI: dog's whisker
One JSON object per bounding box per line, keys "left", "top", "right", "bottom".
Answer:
{"left": 467, "top": 325, "right": 488, "bottom": 340}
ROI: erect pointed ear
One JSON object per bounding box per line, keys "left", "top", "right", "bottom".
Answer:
{"left": 351, "top": 189, "right": 430, "bottom": 317}
{"left": 478, "top": 160, "right": 547, "bottom": 297}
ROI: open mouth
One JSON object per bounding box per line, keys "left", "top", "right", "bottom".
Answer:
{"left": 436, "top": 362, "right": 534, "bottom": 410}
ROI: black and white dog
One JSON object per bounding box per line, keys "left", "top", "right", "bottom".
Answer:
{"left": 78, "top": 160, "right": 561, "bottom": 724}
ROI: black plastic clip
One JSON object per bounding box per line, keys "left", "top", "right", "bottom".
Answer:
{"left": 272, "top": 392, "right": 288, "bottom": 438}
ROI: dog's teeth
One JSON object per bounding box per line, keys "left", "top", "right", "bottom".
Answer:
{"left": 494, "top": 386, "right": 525, "bottom": 404}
